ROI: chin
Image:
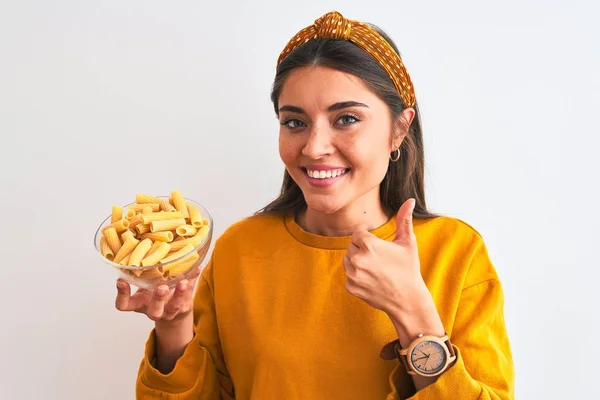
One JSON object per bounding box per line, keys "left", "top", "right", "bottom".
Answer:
{"left": 304, "top": 195, "right": 347, "bottom": 215}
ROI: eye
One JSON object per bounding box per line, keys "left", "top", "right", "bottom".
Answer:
{"left": 281, "top": 118, "right": 307, "bottom": 129}
{"left": 336, "top": 114, "right": 360, "bottom": 125}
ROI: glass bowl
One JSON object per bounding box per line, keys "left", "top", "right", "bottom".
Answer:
{"left": 93, "top": 197, "right": 213, "bottom": 290}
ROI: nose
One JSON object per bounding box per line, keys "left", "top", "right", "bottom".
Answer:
{"left": 301, "top": 125, "right": 334, "bottom": 160}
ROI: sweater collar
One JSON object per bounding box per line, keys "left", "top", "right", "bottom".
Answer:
{"left": 283, "top": 212, "right": 398, "bottom": 250}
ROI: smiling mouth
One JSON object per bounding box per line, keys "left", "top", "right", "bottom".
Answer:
{"left": 302, "top": 168, "right": 350, "bottom": 179}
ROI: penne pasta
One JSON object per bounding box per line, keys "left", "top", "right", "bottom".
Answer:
{"left": 160, "top": 243, "right": 195, "bottom": 264}
{"left": 128, "top": 238, "right": 153, "bottom": 266}
{"left": 121, "top": 230, "right": 135, "bottom": 242}
{"left": 142, "top": 206, "right": 154, "bottom": 216}
{"left": 141, "top": 211, "right": 184, "bottom": 224}
{"left": 193, "top": 225, "right": 210, "bottom": 243}
{"left": 151, "top": 218, "right": 186, "bottom": 233}
{"left": 202, "top": 218, "right": 210, "bottom": 226}
{"left": 141, "top": 242, "right": 171, "bottom": 266}
{"left": 128, "top": 214, "right": 144, "bottom": 229}
{"left": 102, "top": 219, "right": 130, "bottom": 234}
{"left": 160, "top": 199, "right": 177, "bottom": 212}
{"left": 141, "top": 267, "right": 164, "bottom": 279}
{"left": 129, "top": 203, "right": 160, "bottom": 213}
{"left": 187, "top": 203, "right": 203, "bottom": 228}
{"left": 145, "top": 240, "right": 163, "bottom": 256}
{"left": 113, "top": 237, "right": 140, "bottom": 264}
{"left": 163, "top": 252, "right": 199, "bottom": 275}
{"left": 136, "top": 223, "right": 151, "bottom": 235}
{"left": 111, "top": 206, "right": 123, "bottom": 224}
{"left": 176, "top": 224, "right": 197, "bottom": 237}
{"left": 100, "top": 237, "right": 114, "bottom": 261}
{"left": 141, "top": 231, "right": 174, "bottom": 243}
{"left": 170, "top": 190, "right": 189, "bottom": 218}
{"left": 136, "top": 193, "right": 162, "bottom": 204}
{"left": 120, "top": 254, "right": 131, "bottom": 266}
{"left": 104, "top": 227, "right": 122, "bottom": 255}
{"left": 125, "top": 208, "right": 136, "bottom": 219}
{"left": 168, "top": 235, "right": 204, "bottom": 251}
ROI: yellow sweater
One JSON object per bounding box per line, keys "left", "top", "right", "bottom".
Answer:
{"left": 136, "top": 213, "right": 514, "bottom": 399}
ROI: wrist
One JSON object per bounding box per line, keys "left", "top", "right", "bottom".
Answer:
{"left": 387, "top": 282, "right": 445, "bottom": 348}
{"left": 155, "top": 311, "right": 194, "bottom": 339}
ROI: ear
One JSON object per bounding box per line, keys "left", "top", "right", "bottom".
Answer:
{"left": 391, "top": 107, "right": 416, "bottom": 150}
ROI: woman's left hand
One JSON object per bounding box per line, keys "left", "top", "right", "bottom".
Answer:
{"left": 342, "top": 198, "right": 430, "bottom": 319}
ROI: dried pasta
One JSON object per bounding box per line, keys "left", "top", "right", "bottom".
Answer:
{"left": 113, "top": 237, "right": 140, "bottom": 264}
{"left": 128, "top": 238, "right": 153, "bottom": 266}
{"left": 170, "top": 190, "right": 189, "bottom": 218}
{"left": 141, "top": 242, "right": 171, "bottom": 266}
{"left": 176, "top": 224, "right": 197, "bottom": 237}
{"left": 151, "top": 218, "right": 186, "bottom": 233}
{"left": 142, "top": 211, "right": 184, "bottom": 224}
{"left": 99, "top": 191, "right": 210, "bottom": 280}
{"left": 100, "top": 237, "right": 114, "bottom": 261}
{"left": 187, "top": 203, "right": 203, "bottom": 228}
{"left": 160, "top": 199, "right": 176, "bottom": 212}
{"left": 136, "top": 193, "right": 161, "bottom": 204}
{"left": 104, "top": 227, "right": 122, "bottom": 255}
{"left": 102, "top": 219, "right": 130, "bottom": 234}
{"left": 111, "top": 206, "right": 122, "bottom": 224}
{"left": 141, "top": 231, "right": 174, "bottom": 243}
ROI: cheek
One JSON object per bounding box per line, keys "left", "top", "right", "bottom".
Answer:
{"left": 278, "top": 133, "right": 299, "bottom": 168}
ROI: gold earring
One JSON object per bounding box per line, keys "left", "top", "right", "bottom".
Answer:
{"left": 390, "top": 148, "right": 400, "bottom": 162}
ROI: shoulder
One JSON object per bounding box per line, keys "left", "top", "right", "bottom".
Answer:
{"left": 414, "top": 214, "right": 484, "bottom": 245}
{"left": 414, "top": 215, "right": 498, "bottom": 288}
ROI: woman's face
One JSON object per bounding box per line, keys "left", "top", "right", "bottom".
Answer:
{"left": 278, "top": 65, "right": 409, "bottom": 216}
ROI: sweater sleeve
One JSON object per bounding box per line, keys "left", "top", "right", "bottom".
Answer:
{"left": 387, "top": 240, "right": 515, "bottom": 400}
{"left": 136, "top": 257, "right": 235, "bottom": 399}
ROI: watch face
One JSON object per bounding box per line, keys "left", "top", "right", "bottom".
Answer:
{"left": 410, "top": 340, "right": 447, "bottom": 375}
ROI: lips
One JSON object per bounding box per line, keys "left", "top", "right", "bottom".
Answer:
{"left": 305, "top": 168, "right": 348, "bottom": 179}
{"left": 301, "top": 167, "right": 350, "bottom": 187}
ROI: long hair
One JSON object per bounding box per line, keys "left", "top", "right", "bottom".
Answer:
{"left": 256, "top": 25, "right": 436, "bottom": 219}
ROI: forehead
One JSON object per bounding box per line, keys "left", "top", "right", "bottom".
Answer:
{"left": 278, "top": 65, "right": 380, "bottom": 110}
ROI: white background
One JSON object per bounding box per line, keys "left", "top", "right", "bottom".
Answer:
{"left": 1, "top": 0, "right": 598, "bottom": 399}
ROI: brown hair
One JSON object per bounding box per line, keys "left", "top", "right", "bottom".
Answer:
{"left": 256, "top": 24, "right": 437, "bottom": 219}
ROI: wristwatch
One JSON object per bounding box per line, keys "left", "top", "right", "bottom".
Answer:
{"left": 383, "top": 333, "right": 457, "bottom": 377}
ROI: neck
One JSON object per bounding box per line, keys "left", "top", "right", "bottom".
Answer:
{"left": 297, "top": 196, "right": 391, "bottom": 237}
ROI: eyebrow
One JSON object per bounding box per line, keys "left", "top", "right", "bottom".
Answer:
{"left": 278, "top": 101, "right": 369, "bottom": 114}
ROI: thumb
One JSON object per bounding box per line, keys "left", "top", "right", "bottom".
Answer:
{"left": 393, "top": 198, "right": 416, "bottom": 244}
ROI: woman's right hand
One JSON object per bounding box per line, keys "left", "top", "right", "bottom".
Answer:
{"left": 114, "top": 266, "right": 202, "bottom": 322}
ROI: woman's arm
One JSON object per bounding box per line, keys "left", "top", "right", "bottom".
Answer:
{"left": 154, "top": 312, "right": 195, "bottom": 374}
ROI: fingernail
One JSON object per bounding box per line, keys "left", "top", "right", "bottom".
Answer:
{"left": 116, "top": 281, "right": 125, "bottom": 290}
{"left": 178, "top": 280, "right": 188, "bottom": 291}
{"left": 156, "top": 285, "right": 168, "bottom": 296}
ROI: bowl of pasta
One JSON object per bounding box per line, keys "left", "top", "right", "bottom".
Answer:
{"left": 93, "top": 191, "right": 213, "bottom": 290}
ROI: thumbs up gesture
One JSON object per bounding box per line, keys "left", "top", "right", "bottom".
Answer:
{"left": 342, "top": 198, "right": 428, "bottom": 317}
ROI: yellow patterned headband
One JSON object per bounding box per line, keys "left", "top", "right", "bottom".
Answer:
{"left": 277, "top": 11, "right": 416, "bottom": 108}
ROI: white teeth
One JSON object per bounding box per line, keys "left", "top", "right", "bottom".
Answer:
{"left": 306, "top": 168, "right": 347, "bottom": 179}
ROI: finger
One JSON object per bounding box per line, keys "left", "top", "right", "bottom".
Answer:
{"left": 393, "top": 198, "right": 416, "bottom": 244}
{"left": 186, "top": 265, "right": 203, "bottom": 285}
{"left": 346, "top": 241, "right": 359, "bottom": 258}
{"left": 163, "top": 279, "right": 192, "bottom": 319}
{"left": 342, "top": 254, "right": 356, "bottom": 275}
{"left": 147, "top": 285, "right": 173, "bottom": 321}
{"left": 351, "top": 229, "right": 374, "bottom": 250}
{"left": 115, "top": 279, "right": 134, "bottom": 311}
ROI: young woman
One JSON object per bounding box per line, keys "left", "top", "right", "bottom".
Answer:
{"left": 115, "top": 11, "right": 514, "bottom": 400}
